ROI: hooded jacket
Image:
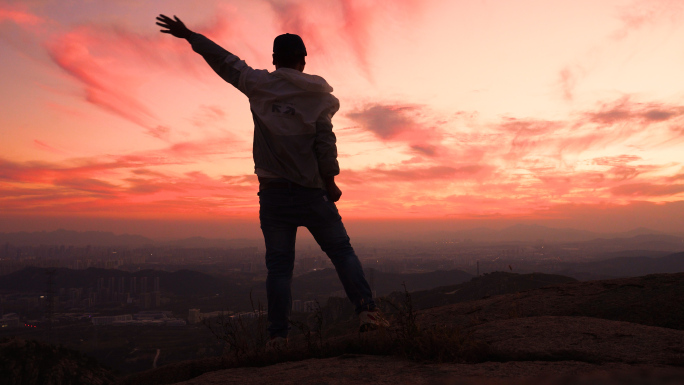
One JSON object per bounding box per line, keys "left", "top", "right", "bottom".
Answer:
{"left": 188, "top": 33, "right": 340, "bottom": 189}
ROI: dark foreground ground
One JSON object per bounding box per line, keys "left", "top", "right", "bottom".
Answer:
{"left": 116, "top": 272, "right": 684, "bottom": 385}
{"left": 3, "top": 272, "right": 683, "bottom": 384}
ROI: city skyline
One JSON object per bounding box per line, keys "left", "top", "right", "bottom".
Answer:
{"left": 2, "top": 0, "right": 684, "bottom": 238}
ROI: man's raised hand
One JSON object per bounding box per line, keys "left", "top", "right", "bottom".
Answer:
{"left": 156, "top": 14, "right": 193, "bottom": 39}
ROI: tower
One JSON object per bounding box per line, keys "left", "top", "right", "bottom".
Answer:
{"left": 44, "top": 268, "right": 56, "bottom": 343}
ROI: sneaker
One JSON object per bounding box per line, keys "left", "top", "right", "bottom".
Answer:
{"left": 359, "top": 309, "right": 389, "bottom": 332}
{"left": 266, "top": 336, "right": 288, "bottom": 350}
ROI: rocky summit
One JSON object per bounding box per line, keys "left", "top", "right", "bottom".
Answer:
{"left": 112, "top": 272, "right": 684, "bottom": 385}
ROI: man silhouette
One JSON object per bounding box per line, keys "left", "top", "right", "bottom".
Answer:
{"left": 156, "top": 15, "right": 387, "bottom": 342}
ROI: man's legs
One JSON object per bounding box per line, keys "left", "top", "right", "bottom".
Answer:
{"left": 260, "top": 193, "right": 298, "bottom": 339}
{"left": 305, "top": 193, "right": 375, "bottom": 314}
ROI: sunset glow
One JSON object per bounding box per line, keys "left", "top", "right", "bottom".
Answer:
{"left": 2, "top": 0, "right": 684, "bottom": 238}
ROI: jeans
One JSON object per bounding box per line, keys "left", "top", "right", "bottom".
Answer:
{"left": 259, "top": 184, "right": 375, "bottom": 338}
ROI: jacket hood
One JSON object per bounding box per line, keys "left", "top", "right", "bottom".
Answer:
{"left": 272, "top": 68, "right": 333, "bottom": 93}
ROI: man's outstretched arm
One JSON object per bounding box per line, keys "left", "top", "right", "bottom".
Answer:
{"left": 156, "top": 14, "right": 259, "bottom": 95}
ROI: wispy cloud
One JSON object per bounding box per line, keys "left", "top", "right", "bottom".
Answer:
{"left": 612, "top": 0, "right": 684, "bottom": 40}
{"left": 46, "top": 27, "right": 165, "bottom": 138}
{"left": 0, "top": 154, "right": 258, "bottom": 217}
{"left": 265, "top": 0, "right": 424, "bottom": 80}
{"left": 33, "top": 140, "right": 68, "bottom": 155}
{"left": 611, "top": 182, "right": 684, "bottom": 197}
{"left": 586, "top": 97, "right": 684, "bottom": 125}
{"left": 342, "top": 164, "right": 490, "bottom": 184}
{"left": 554, "top": 0, "right": 684, "bottom": 101}
{"left": 0, "top": 7, "right": 42, "bottom": 26}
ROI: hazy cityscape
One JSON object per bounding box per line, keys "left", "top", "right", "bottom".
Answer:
{"left": 1, "top": 226, "right": 683, "bottom": 376}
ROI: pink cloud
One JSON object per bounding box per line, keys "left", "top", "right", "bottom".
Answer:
{"left": 591, "top": 155, "right": 642, "bottom": 166}
{"left": 42, "top": 20, "right": 227, "bottom": 139}
{"left": 46, "top": 27, "right": 159, "bottom": 134}
{"left": 347, "top": 104, "right": 419, "bottom": 139}
{"left": 667, "top": 170, "right": 684, "bottom": 182}
{"left": 54, "top": 177, "right": 120, "bottom": 196}
{"left": 587, "top": 97, "right": 684, "bottom": 125}
{"left": 557, "top": 65, "right": 584, "bottom": 101}
{"left": 265, "top": 0, "right": 424, "bottom": 80}
{"left": 346, "top": 103, "right": 446, "bottom": 157}
{"left": 191, "top": 105, "right": 227, "bottom": 128}
{"left": 612, "top": 0, "right": 684, "bottom": 40}
{"left": 591, "top": 155, "right": 650, "bottom": 181}
{"left": 0, "top": 8, "right": 42, "bottom": 26}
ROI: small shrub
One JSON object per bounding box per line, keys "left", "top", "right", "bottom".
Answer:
{"left": 202, "top": 292, "right": 268, "bottom": 365}
{"left": 382, "top": 283, "right": 489, "bottom": 363}
{"left": 289, "top": 301, "right": 324, "bottom": 357}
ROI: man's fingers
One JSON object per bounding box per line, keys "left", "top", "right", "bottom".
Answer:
{"left": 160, "top": 30, "right": 171, "bottom": 34}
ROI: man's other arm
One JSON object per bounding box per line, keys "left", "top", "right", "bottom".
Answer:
{"left": 316, "top": 100, "right": 342, "bottom": 201}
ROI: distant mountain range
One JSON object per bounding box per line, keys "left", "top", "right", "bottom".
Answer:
{"left": 388, "top": 271, "right": 577, "bottom": 310}
{"left": 0, "top": 225, "right": 681, "bottom": 247}
{"left": 292, "top": 268, "right": 474, "bottom": 298}
{"left": 552, "top": 251, "right": 684, "bottom": 280}
{"left": 431, "top": 224, "right": 680, "bottom": 243}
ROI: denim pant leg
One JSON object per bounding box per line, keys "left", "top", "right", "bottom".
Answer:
{"left": 305, "top": 192, "right": 375, "bottom": 314}
{"left": 259, "top": 193, "right": 298, "bottom": 339}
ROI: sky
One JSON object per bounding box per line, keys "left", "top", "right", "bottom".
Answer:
{"left": 1, "top": 0, "right": 684, "bottom": 239}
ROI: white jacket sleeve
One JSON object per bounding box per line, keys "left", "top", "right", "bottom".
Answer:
{"left": 187, "top": 33, "right": 262, "bottom": 97}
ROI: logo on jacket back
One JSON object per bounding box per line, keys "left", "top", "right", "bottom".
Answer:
{"left": 272, "top": 103, "right": 296, "bottom": 116}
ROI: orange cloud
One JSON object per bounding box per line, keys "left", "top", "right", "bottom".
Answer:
{"left": 0, "top": 155, "right": 258, "bottom": 218}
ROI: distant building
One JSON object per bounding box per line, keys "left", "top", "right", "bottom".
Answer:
{"left": 304, "top": 301, "right": 317, "bottom": 313}
{"left": 165, "top": 319, "right": 186, "bottom": 327}
{"left": 188, "top": 309, "right": 201, "bottom": 324}
{"left": 141, "top": 292, "right": 152, "bottom": 309}
{"left": 140, "top": 277, "right": 148, "bottom": 294}
{"left": 293, "top": 300, "right": 303, "bottom": 312}
{"left": 92, "top": 314, "right": 132, "bottom": 325}
{"left": 118, "top": 277, "right": 125, "bottom": 294}
{"left": 0, "top": 313, "right": 21, "bottom": 328}
{"left": 134, "top": 310, "right": 172, "bottom": 320}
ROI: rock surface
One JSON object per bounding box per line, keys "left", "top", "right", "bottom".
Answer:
{"left": 170, "top": 356, "right": 682, "bottom": 385}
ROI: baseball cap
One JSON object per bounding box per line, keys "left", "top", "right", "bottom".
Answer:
{"left": 273, "top": 33, "right": 307, "bottom": 56}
